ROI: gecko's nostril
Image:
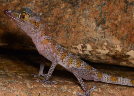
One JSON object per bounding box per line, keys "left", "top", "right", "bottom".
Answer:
{"left": 4, "top": 9, "right": 9, "bottom": 14}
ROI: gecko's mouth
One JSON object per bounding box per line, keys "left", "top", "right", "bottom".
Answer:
{"left": 4, "top": 9, "right": 20, "bottom": 21}
{"left": 4, "top": 9, "right": 24, "bottom": 26}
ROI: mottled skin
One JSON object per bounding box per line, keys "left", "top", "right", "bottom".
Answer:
{"left": 4, "top": 8, "right": 134, "bottom": 96}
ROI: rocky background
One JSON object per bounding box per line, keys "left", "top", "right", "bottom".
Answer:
{"left": 0, "top": 0, "right": 134, "bottom": 95}
{"left": 0, "top": 0, "right": 134, "bottom": 67}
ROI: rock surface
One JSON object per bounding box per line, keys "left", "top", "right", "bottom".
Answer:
{"left": 0, "top": 47, "right": 134, "bottom": 96}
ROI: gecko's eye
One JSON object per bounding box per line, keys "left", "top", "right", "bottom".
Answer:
{"left": 19, "top": 12, "right": 30, "bottom": 21}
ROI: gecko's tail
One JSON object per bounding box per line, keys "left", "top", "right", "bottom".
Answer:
{"left": 94, "top": 70, "right": 134, "bottom": 86}
{"left": 80, "top": 64, "right": 134, "bottom": 86}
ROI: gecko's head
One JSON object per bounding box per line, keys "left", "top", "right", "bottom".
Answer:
{"left": 4, "top": 7, "right": 45, "bottom": 36}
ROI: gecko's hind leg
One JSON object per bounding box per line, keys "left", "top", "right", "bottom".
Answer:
{"left": 73, "top": 70, "right": 97, "bottom": 96}
{"left": 77, "top": 85, "right": 97, "bottom": 96}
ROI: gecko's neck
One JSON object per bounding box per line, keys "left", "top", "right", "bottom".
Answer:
{"left": 28, "top": 31, "right": 42, "bottom": 45}
{"left": 29, "top": 29, "right": 47, "bottom": 45}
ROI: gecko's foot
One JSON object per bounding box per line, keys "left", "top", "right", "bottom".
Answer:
{"left": 76, "top": 85, "right": 97, "bottom": 96}
{"left": 34, "top": 79, "right": 56, "bottom": 86}
{"left": 42, "top": 80, "right": 56, "bottom": 86}
{"left": 31, "top": 74, "right": 47, "bottom": 77}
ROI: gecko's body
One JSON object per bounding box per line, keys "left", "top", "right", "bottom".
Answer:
{"left": 4, "top": 8, "right": 134, "bottom": 96}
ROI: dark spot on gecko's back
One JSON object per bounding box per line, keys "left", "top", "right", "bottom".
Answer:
{"left": 86, "top": 65, "right": 92, "bottom": 70}
{"left": 61, "top": 51, "right": 68, "bottom": 61}
{"left": 97, "top": 72, "right": 102, "bottom": 79}
{"left": 76, "top": 59, "right": 81, "bottom": 68}
{"left": 110, "top": 76, "right": 118, "bottom": 82}
{"left": 67, "top": 57, "right": 74, "bottom": 66}
{"left": 130, "top": 80, "right": 134, "bottom": 85}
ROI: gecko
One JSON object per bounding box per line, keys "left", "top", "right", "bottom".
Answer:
{"left": 4, "top": 7, "right": 134, "bottom": 96}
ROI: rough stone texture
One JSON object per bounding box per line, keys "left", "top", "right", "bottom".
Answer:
{"left": 0, "top": 47, "right": 134, "bottom": 96}
{"left": 0, "top": 0, "right": 134, "bottom": 67}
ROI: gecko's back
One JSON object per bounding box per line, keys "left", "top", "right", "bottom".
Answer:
{"left": 4, "top": 8, "right": 134, "bottom": 96}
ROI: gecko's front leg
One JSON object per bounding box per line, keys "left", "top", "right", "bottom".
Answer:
{"left": 32, "top": 58, "right": 46, "bottom": 77}
{"left": 42, "top": 61, "right": 57, "bottom": 86}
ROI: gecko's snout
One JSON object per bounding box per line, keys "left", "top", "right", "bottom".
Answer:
{"left": 4, "top": 9, "right": 9, "bottom": 14}
{"left": 4, "top": 9, "right": 12, "bottom": 15}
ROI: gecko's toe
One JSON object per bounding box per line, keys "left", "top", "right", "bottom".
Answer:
{"left": 31, "top": 74, "right": 35, "bottom": 77}
{"left": 43, "top": 80, "right": 56, "bottom": 86}
{"left": 31, "top": 74, "right": 39, "bottom": 77}
{"left": 76, "top": 85, "right": 97, "bottom": 96}
{"left": 31, "top": 74, "right": 47, "bottom": 77}
{"left": 35, "top": 79, "right": 42, "bottom": 82}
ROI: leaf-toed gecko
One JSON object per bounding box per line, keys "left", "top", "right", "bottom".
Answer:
{"left": 4, "top": 8, "right": 134, "bottom": 96}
